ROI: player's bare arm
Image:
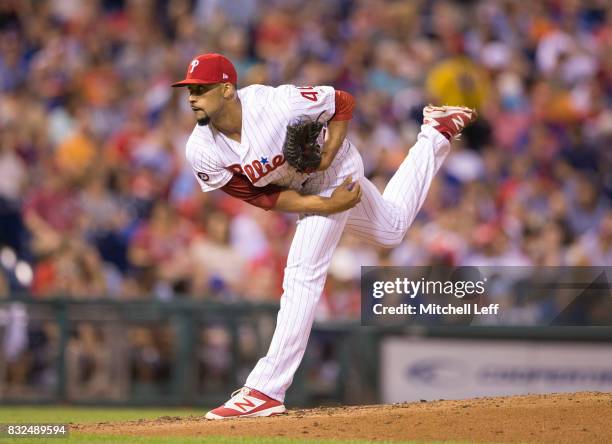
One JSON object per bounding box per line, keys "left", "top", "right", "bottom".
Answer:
{"left": 317, "top": 119, "right": 349, "bottom": 171}
{"left": 218, "top": 172, "right": 361, "bottom": 215}
{"left": 273, "top": 177, "right": 361, "bottom": 214}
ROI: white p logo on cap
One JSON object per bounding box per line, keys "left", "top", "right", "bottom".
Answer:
{"left": 189, "top": 59, "right": 200, "bottom": 74}
{"left": 222, "top": 73, "right": 228, "bottom": 80}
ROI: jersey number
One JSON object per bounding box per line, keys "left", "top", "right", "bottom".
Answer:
{"left": 297, "top": 86, "right": 319, "bottom": 102}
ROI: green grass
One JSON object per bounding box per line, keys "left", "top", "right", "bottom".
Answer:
{"left": 0, "top": 407, "right": 470, "bottom": 444}
{"left": 0, "top": 406, "right": 202, "bottom": 424}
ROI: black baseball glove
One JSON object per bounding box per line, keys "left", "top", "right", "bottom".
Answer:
{"left": 282, "top": 119, "right": 324, "bottom": 173}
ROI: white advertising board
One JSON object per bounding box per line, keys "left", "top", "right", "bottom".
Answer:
{"left": 381, "top": 338, "right": 612, "bottom": 403}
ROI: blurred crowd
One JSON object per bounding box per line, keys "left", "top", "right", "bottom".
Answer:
{"left": 0, "top": 0, "right": 610, "bottom": 320}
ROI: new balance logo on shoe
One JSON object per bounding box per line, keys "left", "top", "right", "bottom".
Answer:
{"left": 227, "top": 394, "right": 264, "bottom": 412}
{"left": 423, "top": 105, "right": 477, "bottom": 140}
{"left": 451, "top": 116, "right": 465, "bottom": 130}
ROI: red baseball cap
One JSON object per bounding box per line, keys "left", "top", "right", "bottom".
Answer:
{"left": 171, "top": 53, "right": 237, "bottom": 87}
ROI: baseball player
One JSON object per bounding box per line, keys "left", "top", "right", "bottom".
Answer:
{"left": 172, "top": 53, "right": 476, "bottom": 419}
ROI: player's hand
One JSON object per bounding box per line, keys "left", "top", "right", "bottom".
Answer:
{"left": 325, "top": 176, "right": 362, "bottom": 214}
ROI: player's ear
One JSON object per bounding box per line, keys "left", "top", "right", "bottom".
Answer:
{"left": 222, "top": 83, "right": 236, "bottom": 99}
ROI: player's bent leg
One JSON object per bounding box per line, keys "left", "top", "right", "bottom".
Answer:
{"left": 344, "top": 126, "right": 449, "bottom": 248}
{"left": 382, "top": 106, "right": 476, "bottom": 222}
{"left": 345, "top": 106, "right": 476, "bottom": 248}
{"left": 381, "top": 124, "right": 451, "bottom": 227}
{"left": 244, "top": 210, "right": 350, "bottom": 403}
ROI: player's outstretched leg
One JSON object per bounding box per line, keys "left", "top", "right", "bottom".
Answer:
{"left": 345, "top": 105, "right": 476, "bottom": 247}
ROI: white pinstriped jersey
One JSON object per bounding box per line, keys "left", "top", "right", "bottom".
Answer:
{"left": 185, "top": 84, "right": 348, "bottom": 193}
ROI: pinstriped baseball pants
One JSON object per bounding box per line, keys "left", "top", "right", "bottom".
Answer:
{"left": 245, "top": 125, "right": 450, "bottom": 401}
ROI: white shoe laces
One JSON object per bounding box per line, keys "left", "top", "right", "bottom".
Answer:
{"left": 230, "top": 387, "right": 250, "bottom": 398}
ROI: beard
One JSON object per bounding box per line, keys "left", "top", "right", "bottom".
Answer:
{"left": 197, "top": 115, "right": 210, "bottom": 126}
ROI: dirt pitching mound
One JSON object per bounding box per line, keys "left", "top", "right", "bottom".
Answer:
{"left": 74, "top": 392, "right": 611, "bottom": 443}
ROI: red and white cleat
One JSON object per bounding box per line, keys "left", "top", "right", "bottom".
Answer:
{"left": 205, "top": 387, "right": 286, "bottom": 420}
{"left": 423, "top": 105, "right": 477, "bottom": 140}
